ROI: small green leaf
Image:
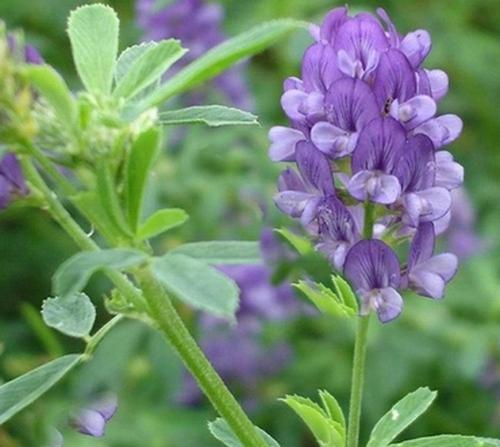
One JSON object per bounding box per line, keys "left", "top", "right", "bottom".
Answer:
{"left": 53, "top": 249, "right": 147, "bottom": 298}
{"left": 274, "top": 227, "right": 312, "bottom": 255}
{"left": 125, "top": 127, "right": 162, "bottom": 230}
{"left": 390, "top": 436, "right": 500, "bottom": 447}
{"left": 137, "top": 208, "right": 189, "bottom": 240}
{"left": 294, "top": 280, "right": 356, "bottom": 318}
{"left": 67, "top": 4, "right": 119, "bottom": 93}
{"left": 0, "top": 354, "right": 81, "bottom": 424}
{"left": 152, "top": 253, "right": 239, "bottom": 320}
{"left": 23, "top": 65, "right": 76, "bottom": 127}
{"left": 281, "top": 394, "right": 344, "bottom": 447}
{"left": 208, "top": 418, "right": 280, "bottom": 447}
{"left": 113, "top": 39, "right": 186, "bottom": 100}
{"left": 159, "top": 105, "right": 258, "bottom": 127}
{"left": 368, "top": 388, "right": 438, "bottom": 447}
{"left": 171, "top": 241, "right": 261, "bottom": 265}
{"left": 143, "top": 19, "right": 306, "bottom": 107}
{"left": 331, "top": 275, "right": 358, "bottom": 313}
{"left": 318, "top": 390, "right": 346, "bottom": 437}
{"left": 41, "top": 293, "right": 96, "bottom": 338}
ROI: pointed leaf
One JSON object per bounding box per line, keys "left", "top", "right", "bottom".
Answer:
{"left": 53, "top": 249, "right": 147, "bottom": 298}
{"left": 332, "top": 275, "right": 358, "bottom": 313}
{"left": 390, "top": 436, "right": 500, "bottom": 447}
{"left": 125, "top": 127, "right": 162, "bottom": 230}
{"left": 152, "top": 253, "right": 239, "bottom": 320}
{"left": 319, "top": 390, "right": 346, "bottom": 437}
{"left": 137, "top": 208, "right": 188, "bottom": 240}
{"left": 294, "top": 281, "right": 356, "bottom": 318}
{"left": 23, "top": 65, "right": 76, "bottom": 127}
{"left": 0, "top": 354, "right": 81, "bottom": 424}
{"left": 170, "top": 241, "right": 261, "bottom": 265}
{"left": 274, "top": 228, "right": 312, "bottom": 255}
{"left": 368, "top": 388, "right": 438, "bottom": 447}
{"left": 67, "top": 4, "right": 119, "bottom": 93}
{"left": 208, "top": 418, "right": 280, "bottom": 447}
{"left": 143, "top": 19, "right": 306, "bottom": 107}
{"left": 159, "top": 105, "right": 258, "bottom": 127}
{"left": 42, "top": 293, "right": 96, "bottom": 338}
{"left": 113, "top": 39, "right": 186, "bottom": 100}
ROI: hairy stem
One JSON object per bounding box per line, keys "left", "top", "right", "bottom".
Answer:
{"left": 21, "top": 157, "right": 265, "bottom": 447}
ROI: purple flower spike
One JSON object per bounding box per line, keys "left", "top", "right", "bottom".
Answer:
{"left": 72, "top": 394, "right": 118, "bottom": 438}
{"left": 407, "top": 223, "right": 458, "bottom": 299}
{"left": 344, "top": 239, "right": 403, "bottom": 322}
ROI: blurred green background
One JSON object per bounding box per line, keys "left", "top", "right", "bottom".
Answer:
{"left": 1, "top": 0, "right": 500, "bottom": 446}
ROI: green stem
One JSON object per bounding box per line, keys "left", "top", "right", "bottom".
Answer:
{"left": 346, "top": 201, "right": 375, "bottom": 447}
{"left": 21, "top": 157, "right": 265, "bottom": 447}
{"left": 136, "top": 268, "right": 267, "bottom": 447}
{"left": 346, "top": 315, "right": 370, "bottom": 447}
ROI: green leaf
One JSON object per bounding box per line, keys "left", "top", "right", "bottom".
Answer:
{"left": 143, "top": 19, "right": 306, "bottom": 107}
{"left": 137, "top": 208, "right": 189, "bottom": 240}
{"left": 294, "top": 280, "right": 356, "bottom": 318}
{"left": 53, "top": 249, "right": 147, "bottom": 298}
{"left": 152, "top": 253, "right": 239, "bottom": 320}
{"left": 274, "top": 227, "right": 312, "bottom": 255}
{"left": 23, "top": 65, "right": 76, "bottom": 127}
{"left": 390, "top": 436, "right": 500, "bottom": 447}
{"left": 281, "top": 395, "right": 344, "bottom": 447}
{"left": 67, "top": 4, "right": 119, "bottom": 93}
{"left": 318, "top": 390, "right": 346, "bottom": 438}
{"left": 41, "top": 293, "right": 96, "bottom": 338}
{"left": 208, "top": 418, "right": 280, "bottom": 447}
{"left": 170, "top": 241, "right": 261, "bottom": 265}
{"left": 331, "top": 275, "right": 358, "bottom": 313}
{"left": 113, "top": 39, "right": 186, "bottom": 100}
{"left": 159, "top": 105, "right": 258, "bottom": 127}
{"left": 368, "top": 388, "right": 438, "bottom": 447}
{"left": 125, "top": 127, "right": 162, "bottom": 230}
{"left": 0, "top": 354, "right": 81, "bottom": 424}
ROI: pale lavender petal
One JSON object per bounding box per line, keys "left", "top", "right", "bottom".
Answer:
{"left": 348, "top": 170, "right": 401, "bottom": 204}
{"left": 351, "top": 117, "right": 406, "bottom": 173}
{"left": 92, "top": 395, "right": 118, "bottom": 421}
{"left": 433, "top": 210, "right": 451, "bottom": 235}
{"left": 301, "top": 196, "right": 322, "bottom": 226}
{"left": 402, "top": 187, "right": 452, "bottom": 226}
{"left": 376, "top": 8, "right": 401, "bottom": 47}
{"left": 283, "top": 76, "right": 303, "bottom": 91}
{"left": 274, "top": 191, "right": 314, "bottom": 218}
{"left": 399, "top": 29, "right": 431, "bottom": 68}
{"left": 375, "top": 287, "right": 404, "bottom": 322}
{"left": 409, "top": 253, "right": 458, "bottom": 299}
{"left": 268, "top": 126, "right": 304, "bottom": 162}
{"left": 408, "top": 222, "right": 435, "bottom": 270}
{"left": 390, "top": 95, "right": 436, "bottom": 129}
{"left": 311, "top": 121, "right": 355, "bottom": 157}
{"left": 414, "top": 114, "right": 463, "bottom": 148}
{"left": 278, "top": 168, "right": 306, "bottom": 192}
{"left": 435, "top": 151, "right": 464, "bottom": 189}
{"left": 281, "top": 89, "right": 308, "bottom": 121}
{"left": 72, "top": 410, "right": 106, "bottom": 437}
{"left": 343, "top": 239, "right": 401, "bottom": 291}
{"left": 425, "top": 69, "right": 448, "bottom": 101}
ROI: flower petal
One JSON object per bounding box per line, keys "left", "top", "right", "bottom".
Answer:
{"left": 281, "top": 89, "right": 308, "bottom": 121}
{"left": 435, "top": 150, "right": 464, "bottom": 189}
{"left": 72, "top": 410, "right": 106, "bottom": 437}
{"left": 391, "top": 95, "right": 436, "bottom": 129}
{"left": 409, "top": 253, "right": 457, "bottom": 299}
{"left": 311, "top": 121, "right": 355, "bottom": 157}
{"left": 278, "top": 168, "right": 306, "bottom": 192}
{"left": 408, "top": 222, "right": 435, "bottom": 269}
{"left": 375, "top": 287, "right": 404, "bottom": 322}
{"left": 320, "top": 6, "right": 348, "bottom": 43}
{"left": 348, "top": 170, "right": 401, "bottom": 204}
{"left": 274, "top": 191, "right": 314, "bottom": 218}
{"left": 414, "top": 114, "right": 463, "bottom": 148}
{"left": 268, "top": 126, "right": 304, "bottom": 162}
{"left": 296, "top": 141, "right": 334, "bottom": 194}
{"left": 302, "top": 43, "right": 342, "bottom": 92}
{"left": 399, "top": 29, "right": 431, "bottom": 68}
{"left": 425, "top": 69, "right": 448, "bottom": 101}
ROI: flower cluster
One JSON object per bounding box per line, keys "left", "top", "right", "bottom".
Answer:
{"left": 269, "top": 7, "right": 464, "bottom": 322}
{"left": 136, "top": 0, "right": 252, "bottom": 109}
{"left": 177, "top": 230, "right": 300, "bottom": 405}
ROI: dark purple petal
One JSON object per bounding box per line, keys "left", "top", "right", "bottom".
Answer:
{"left": 395, "top": 134, "right": 435, "bottom": 192}
{"left": 24, "top": 45, "right": 43, "bottom": 64}
{"left": 325, "top": 77, "right": 379, "bottom": 132}
{"left": 376, "top": 8, "right": 401, "bottom": 47}
{"left": 399, "top": 29, "right": 431, "bottom": 68}
{"left": 373, "top": 49, "right": 416, "bottom": 109}
{"left": 0, "top": 177, "right": 11, "bottom": 209}
{"left": 343, "top": 239, "right": 401, "bottom": 291}
{"left": 302, "top": 43, "right": 342, "bottom": 92}
{"left": 435, "top": 151, "right": 464, "bottom": 189}
{"left": 348, "top": 170, "right": 401, "bottom": 204}
{"left": 0, "top": 153, "right": 27, "bottom": 192}
{"left": 268, "top": 126, "right": 304, "bottom": 162}
{"left": 408, "top": 222, "right": 435, "bottom": 270}
{"left": 351, "top": 117, "right": 406, "bottom": 173}
{"left": 320, "top": 6, "right": 348, "bottom": 43}
{"left": 277, "top": 168, "right": 306, "bottom": 193}
{"left": 295, "top": 141, "right": 334, "bottom": 195}
{"left": 413, "top": 114, "right": 463, "bottom": 148}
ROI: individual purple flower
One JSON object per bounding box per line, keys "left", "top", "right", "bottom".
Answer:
{"left": 0, "top": 152, "right": 29, "bottom": 209}
{"left": 405, "top": 222, "right": 458, "bottom": 299}
{"left": 136, "top": 0, "right": 251, "bottom": 109}
{"left": 344, "top": 239, "right": 403, "bottom": 323}
{"left": 269, "top": 5, "right": 464, "bottom": 322}
{"left": 71, "top": 394, "right": 118, "bottom": 438}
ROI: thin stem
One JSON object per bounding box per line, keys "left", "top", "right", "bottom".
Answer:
{"left": 21, "top": 156, "right": 265, "bottom": 447}
{"left": 136, "top": 268, "right": 267, "bottom": 447}
{"left": 346, "top": 314, "right": 370, "bottom": 447}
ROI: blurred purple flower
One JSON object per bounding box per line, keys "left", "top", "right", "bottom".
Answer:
{"left": 268, "top": 6, "right": 464, "bottom": 322}
{"left": 136, "top": 0, "right": 252, "bottom": 108}
{"left": 0, "top": 153, "right": 28, "bottom": 209}
{"left": 71, "top": 394, "right": 118, "bottom": 438}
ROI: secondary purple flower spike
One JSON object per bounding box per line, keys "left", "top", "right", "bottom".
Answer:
{"left": 268, "top": 5, "right": 464, "bottom": 322}
{"left": 0, "top": 153, "right": 28, "bottom": 209}
{"left": 136, "top": 0, "right": 251, "bottom": 108}
{"left": 71, "top": 394, "right": 118, "bottom": 438}
{"left": 344, "top": 239, "right": 403, "bottom": 322}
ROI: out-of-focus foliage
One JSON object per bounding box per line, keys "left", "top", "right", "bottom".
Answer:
{"left": 0, "top": 0, "right": 499, "bottom": 446}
